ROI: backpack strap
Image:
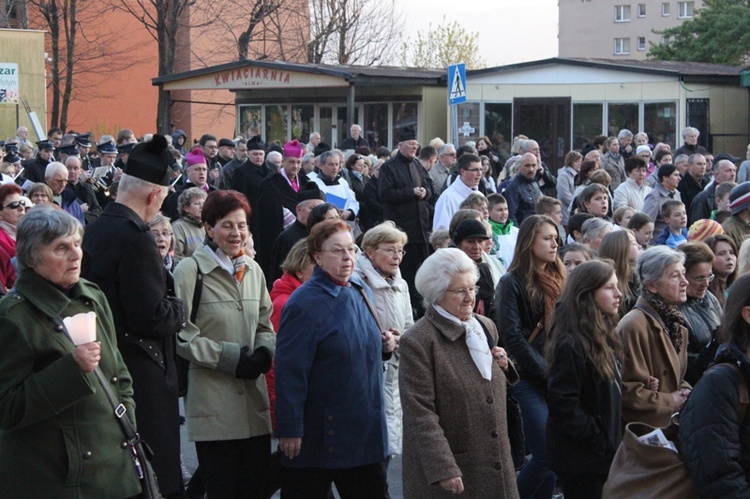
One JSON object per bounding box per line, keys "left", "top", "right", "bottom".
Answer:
{"left": 189, "top": 256, "right": 203, "bottom": 324}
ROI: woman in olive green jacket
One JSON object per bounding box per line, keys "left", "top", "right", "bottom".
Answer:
{"left": 0, "top": 206, "right": 141, "bottom": 498}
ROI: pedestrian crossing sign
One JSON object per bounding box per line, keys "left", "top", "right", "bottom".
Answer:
{"left": 448, "top": 63, "right": 467, "bottom": 105}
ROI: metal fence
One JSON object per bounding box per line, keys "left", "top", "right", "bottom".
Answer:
{"left": 709, "top": 134, "right": 750, "bottom": 160}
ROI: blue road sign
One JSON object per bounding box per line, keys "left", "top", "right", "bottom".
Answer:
{"left": 448, "top": 63, "right": 467, "bottom": 105}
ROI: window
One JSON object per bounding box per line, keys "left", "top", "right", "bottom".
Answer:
{"left": 392, "top": 102, "right": 418, "bottom": 144}
{"left": 662, "top": 2, "right": 670, "bottom": 16}
{"left": 614, "top": 38, "right": 631, "bottom": 55}
{"left": 265, "top": 105, "right": 288, "bottom": 144}
{"left": 291, "top": 105, "right": 314, "bottom": 143}
{"left": 455, "top": 103, "right": 480, "bottom": 146}
{"left": 644, "top": 101, "right": 677, "bottom": 146}
{"left": 573, "top": 103, "right": 604, "bottom": 151}
{"left": 484, "top": 103, "right": 513, "bottom": 157}
{"left": 239, "top": 105, "right": 262, "bottom": 141}
{"left": 615, "top": 5, "right": 631, "bottom": 22}
{"left": 637, "top": 3, "right": 646, "bottom": 16}
{"left": 637, "top": 37, "right": 646, "bottom": 51}
{"left": 678, "top": 1, "right": 694, "bottom": 18}
{"left": 363, "top": 103, "right": 389, "bottom": 149}
{"left": 607, "top": 103, "right": 639, "bottom": 136}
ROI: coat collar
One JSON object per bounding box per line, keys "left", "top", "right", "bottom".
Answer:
{"left": 13, "top": 269, "right": 96, "bottom": 318}
{"left": 309, "top": 266, "right": 366, "bottom": 298}
{"left": 102, "top": 201, "right": 149, "bottom": 231}
{"left": 424, "top": 305, "right": 466, "bottom": 342}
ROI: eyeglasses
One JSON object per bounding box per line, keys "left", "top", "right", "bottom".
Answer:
{"left": 445, "top": 287, "right": 480, "bottom": 298}
{"left": 150, "top": 230, "right": 172, "bottom": 239}
{"left": 2, "top": 201, "right": 24, "bottom": 210}
{"left": 688, "top": 273, "right": 715, "bottom": 284}
{"left": 322, "top": 246, "right": 357, "bottom": 257}
{"left": 377, "top": 247, "right": 406, "bottom": 257}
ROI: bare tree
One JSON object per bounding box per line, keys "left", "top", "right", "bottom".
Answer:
{"left": 307, "top": 0, "right": 403, "bottom": 65}
{"left": 0, "top": 0, "right": 28, "bottom": 28}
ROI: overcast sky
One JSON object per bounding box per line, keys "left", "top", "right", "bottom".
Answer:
{"left": 398, "top": 0, "right": 559, "bottom": 67}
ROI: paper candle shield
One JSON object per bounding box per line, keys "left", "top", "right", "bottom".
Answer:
{"left": 63, "top": 311, "right": 97, "bottom": 346}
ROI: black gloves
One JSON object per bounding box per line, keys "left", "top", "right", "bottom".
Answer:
{"left": 235, "top": 346, "right": 272, "bottom": 379}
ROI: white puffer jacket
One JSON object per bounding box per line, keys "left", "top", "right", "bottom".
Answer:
{"left": 354, "top": 254, "right": 414, "bottom": 456}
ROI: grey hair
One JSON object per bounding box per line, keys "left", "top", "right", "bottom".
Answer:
{"left": 302, "top": 153, "right": 315, "bottom": 165}
{"left": 682, "top": 126, "right": 700, "bottom": 139}
{"left": 438, "top": 143, "right": 456, "bottom": 156}
{"left": 266, "top": 151, "right": 282, "bottom": 163}
{"left": 674, "top": 154, "right": 688, "bottom": 164}
{"left": 177, "top": 186, "right": 207, "bottom": 217}
{"left": 581, "top": 218, "right": 612, "bottom": 244}
{"left": 16, "top": 205, "right": 83, "bottom": 271}
{"left": 119, "top": 173, "right": 162, "bottom": 194}
{"left": 319, "top": 151, "right": 335, "bottom": 165}
{"left": 688, "top": 153, "right": 705, "bottom": 165}
{"left": 604, "top": 136, "right": 619, "bottom": 148}
{"left": 415, "top": 248, "right": 479, "bottom": 307}
{"left": 634, "top": 132, "right": 649, "bottom": 143}
{"left": 309, "top": 132, "right": 321, "bottom": 140}
{"left": 637, "top": 245, "right": 685, "bottom": 286}
{"left": 350, "top": 124, "right": 362, "bottom": 132}
{"left": 617, "top": 129, "right": 633, "bottom": 140}
{"left": 521, "top": 139, "right": 539, "bottom": 153}
{"left": 44, "top": 161, "right": 68, "bottom": 178}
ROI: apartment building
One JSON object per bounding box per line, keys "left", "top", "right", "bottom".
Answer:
{"left": 559, "top": 0, "right": 704, "bottom": 59}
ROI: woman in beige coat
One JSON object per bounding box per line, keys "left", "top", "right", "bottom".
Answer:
{"left": 399, "top": 248, "right": 520, "bottom": 498}
{"left": 617, "top": 245, "right": 692, "bottom": 428}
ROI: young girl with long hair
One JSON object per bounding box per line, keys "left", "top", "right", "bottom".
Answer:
{"left": 546, "top": 260, "right": 624, "bottom": 499}
{"left": 598, "top": 229, "right": 642, "bottom": 314}
{"left": 495, "top": 214, "right": 566, "bottom": 498}
{"left": 705, "top": 234, "right": 738, "bottom": 308}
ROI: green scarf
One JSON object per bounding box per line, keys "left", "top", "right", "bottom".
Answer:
{"left": 488, "top": 218, "right": 514, "bottom": 236}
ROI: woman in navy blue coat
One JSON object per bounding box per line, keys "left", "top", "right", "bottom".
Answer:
{"left": 274, "top": 219, "right": 397, "bottom": 498}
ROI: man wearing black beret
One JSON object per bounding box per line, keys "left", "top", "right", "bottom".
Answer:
{"left": 82, "top": 135, "right": 188, "bottom": 497}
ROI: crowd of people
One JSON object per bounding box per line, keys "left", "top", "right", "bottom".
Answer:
{"left": 1, "top": 122, "right": 750, "bottom": 498}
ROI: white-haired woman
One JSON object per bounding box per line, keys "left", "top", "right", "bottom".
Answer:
{"left": 354, "top": 221, "right": 412, "bottom": 462}
{"left": 400, "top": 248, "right": 519, "bottom": 498}
{"left": 618, "top": 245, "right": 692, "bottom": 428}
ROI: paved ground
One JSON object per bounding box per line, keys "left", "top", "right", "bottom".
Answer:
{"left": 179, "top": 400, "right": 404, "bottom": 498}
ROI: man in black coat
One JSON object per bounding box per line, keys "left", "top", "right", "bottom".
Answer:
{"left": 81, "top": 135, "right": 187, "bottom": 497}
{"left": 379, "top": 128, "right": 432, "bottom": 313}
{"left": 268, "top": 197, "right": 324, "bottom": 284}
{"left": 340, "top": 124, "right": 369, "bottom": 150}
{"left": 690, "top": 156, "right": 738, "bottom": 225}
{"left": 162, "top": 148, "right": 215, "bottom": 221}
{"left": 19, "top": 139, "right": 54, "bottom": 184}
{"left": 678, "top": 153, "right": 708, "bottom": 221}
{"left": 231, "top": 137, "right": 268, "bottom": 236}
{"left": 255, "top": 140, "right": 323, "bottom": 282}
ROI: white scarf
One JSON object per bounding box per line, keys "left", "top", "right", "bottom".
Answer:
{"left": 434, "top": 305, "right": 494, "bottom": 380}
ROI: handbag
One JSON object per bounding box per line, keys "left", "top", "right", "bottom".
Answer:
{"left": 52, "top": 317, "right": 162, "bottom": 499}
{"left": 603, "top": 363, "right": 749, "bottom": 499}
{"left": 602, "top": 419, "right": 697, "bottom": 499}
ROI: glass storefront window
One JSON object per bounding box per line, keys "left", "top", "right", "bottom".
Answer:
{"left": 607, "top": 103, "right": 639, "bottom": 137}
{"left": 265, "top": 104, "right": 288, "bottom": 144}
{"left": 291, "top": 105, "right": 314, "bottom": 143}
{"left": 392, "top": 102, "right": 418, "bottom": 144}
{"left": 455, "top": 102, "right": 480, "bottom": 146}
{"left": 573, "top": 103, "right": 604, "bottom": 150}
{"left": 239, "top": 105, "right": 262, "bottom": 140}
{"left": 363, "top": 103, "right": 388, "bottom": 150}
{"left": 644, "top": 101, "right": 677, "bottom": 146}
{"left": 484, "top": 103, "right": 513, "bottom": 160}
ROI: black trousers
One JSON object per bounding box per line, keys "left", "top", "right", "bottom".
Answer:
{"left": 401, "top": 242, "right": 430, "bottom": 318}
{"left": 556, "top": 471, "right": 608, "bottom": 499}
{"left": 195, "top": 435, "right": 271, "bottom": 499}
{"left": 280, "top": 461, "right": 388, "bottom": 499}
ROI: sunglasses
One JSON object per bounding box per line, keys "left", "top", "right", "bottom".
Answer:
{"left": 3, "top": 201, "right": 24, "bottom": 210}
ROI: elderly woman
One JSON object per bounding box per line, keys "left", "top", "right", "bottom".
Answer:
{"left": 172, "top": 186, "right": 207, "bottom": 262}
{"left": 149, "top": 212, "right": 176, "bottom": 272}
{"left": 400, "top": 248, "right": 519, "bottom": 498}
{"left": 275, "top": 219, "right": 396, "bottom": 498}
{"left": 0, "top": 206, "right": 140, "bottom": 497}
{"left": 581, "top": 216, "right": 613, "bottom": 254}
{"left": 677, "top": 242, "right": 723, "bottom": 385}
{"left": 680, "top": 273, "right": 750, "bottom": 497}
{"left": 173, "top": 190, "right": 276, "bottom": 498}
{"left": 617, "top": 246, "right": 692, "bottom": 427}
{"left": 354, "top": 221, "right": 413, "bottom": 462}
{"left": 27, "top": 182, "right": 55, "bottom": 205}
{"left": 0, "top": 183, "right": 24, "bottom": 256}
